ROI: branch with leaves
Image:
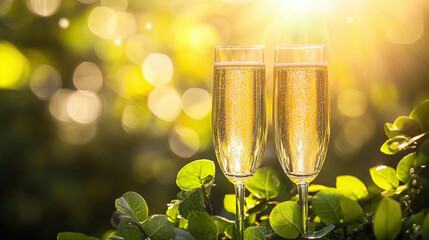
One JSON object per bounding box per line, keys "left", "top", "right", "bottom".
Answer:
{"left": 58, "top": 99, "right": 429, "bottom": 240}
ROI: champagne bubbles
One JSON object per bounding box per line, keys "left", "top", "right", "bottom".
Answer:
{"left": 142, "top": 53, "right": 174, "bottom": 88}
{"left": 66, "top": 90, "right": 102, "bottom": 124}
{"left": 73, "top": 62, "right": 103, "bottom": 92}
{"left": 181, "top": 88, "right": 211, "bottom": 120}
{"left": 30, "top": 65, "right": 61, "bottom": 100}
{"left": 148, "top": 87, "right": 181, "bottom": 122}
{"left": 169, "top": 127, "right": 200, "bottom": 158}
{"left": 26, "top": 0, "right": 60, "bottom": 17}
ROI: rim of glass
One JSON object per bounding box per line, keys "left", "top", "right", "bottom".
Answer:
{"left": 215, "top": 44, "right": 265, "bottom": 49}
{"left": 275, "top": 44, "right": 325, "bottom": 49}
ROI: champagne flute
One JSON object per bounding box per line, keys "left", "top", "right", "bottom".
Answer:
{"left": 273, "top": 45, "right": 330, "bottom": 233}
{"left": 212, "top": 45, "right": 267, "bottom": 240}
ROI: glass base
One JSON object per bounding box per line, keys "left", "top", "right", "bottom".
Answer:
{"left": 226, "top": 174, "right": 253, "bottom": 185}
{"left": 287, "top": 172, "right": 319, "bottom": 184}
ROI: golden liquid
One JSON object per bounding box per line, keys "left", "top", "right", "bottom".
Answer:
{"left": 273, "top": 64, "right": 330, "bottom": 184}
{"left": 212, "top": 63, "right": 267, "bottom": 184}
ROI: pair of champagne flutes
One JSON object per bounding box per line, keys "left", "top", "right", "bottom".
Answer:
{"left": 212, "top": 44, "right": 330, "bottom": 239}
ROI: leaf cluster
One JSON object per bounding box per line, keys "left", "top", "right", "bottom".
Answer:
{"left": 58, "top": 99, "right": 429, "bottom": 240}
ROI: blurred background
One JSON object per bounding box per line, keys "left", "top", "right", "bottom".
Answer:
{"left": 1, "top": 0, "right": 429, "bottom": 239}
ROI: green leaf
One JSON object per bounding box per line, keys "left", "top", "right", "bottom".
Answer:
{"left": 142, "top": 215, "right": 175, "bottom": 240}
{"left": 176, "top": 159, "right": 215, "bottom": 191}
{"left": 115, "top": 192, "right": 149, "bottom": 223}
{"left": 422, "top": 212, "right": 429, "bottom": 240}
{"left": 188, "top": 211, "right": 218, "bottom": 240}
{"left": 393, "top": 116, "right": 422, "bottom": 137}
{"left": 246, "top": 167, "right": 285, "bottom": 199}
{"left": 166, "top": 200, "right": 180, "bottom": 224}
{"left": 223, "top": 194, "right": 236, "bottom": 215}
{"left": 178, "top": 188, "right": 205, "bottom": 219}
{"left": 397, "top": 153, "right": 416, "bottom": 183}
{"left": 211, "top": 216, "right": 234, "bottom": 236}
{"left": 308, "top": 184, "right": 327, "bottom": 193}
{"left": 173, "top": 228, "right": 195, "bottom": 240}
{"left": 117, "top": 218, "right": 144, "bottom": 240}
{"left": 373, "top": 198, "right": 402, "bottom": 240}
{"left": 244, "top": 226, "right": 266, "bottom": 240}
{"left": 339, "top": 196, "right": 363, "bottom": 222}
{"left": 300, "top": 224, "right": 335, "bottom": 239}
{"left": 336, "top": 175, "right": 368, "bottom": 200}
{"left": 410, "top": 99, "right": 429, "bottom": 131}
{"left": 269, "top": 201, "right": 302, "bottom": 239}
{"left": 384, "top": 123, "right": 399, "bottom": 138}
{"left": 311, "top": 188, "right": 343, "bottom": 224}
{"left": 57, "top": 232, "right": 99, "bottom": 240}
{"left": 380, "top": 136, "right": 409, "bottom": 155}
{"left": 370, "top": 165, "right": 399, "bottom": 190}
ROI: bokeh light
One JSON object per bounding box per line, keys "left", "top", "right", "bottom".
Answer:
{"left": 73, "top": 62, "right": 103, "bottom": 93}
{"left": 78, "top": 0, "right": 97, "bottom": 4}
{"left": 66, "top": 90, "right": 102, "bottom": 124}
{"left": 108, "top": 11, "right": 136, "bottom": 41}
{"left": 181, "top": 88, "right": 211, "bottom": 120}
{"left": 0, "top": 42, "right": 27, "bottom": 89}
{"left": 101, "top": 0, "right": 128, "bottom": 12}
{"left": 383, "top": 4, "right": 423, "bottom": 45}
{"left": 169, "top": 126, "right": 200, "bottom": 158}
{"left": 58, "top": 122, "right": 97, "bottom": 145}
{"left": 142, "top": 53, "right": 174, "bottom": 88}
{"left": 0, "top": 0, "right": 13, "bottom": 15}
{"left": 337, "top": 89, "right": 367, "bottom": 118}
{"left": 26, "top": 0, "right": 60, "bottom": 17}
{"left": 125, "top": 34, "right": 152, "bottom": 65}
{"left": 49, "top": 89, "right": 73, "bottom": 121}
{"left": 122, "top": 105, "right": 151, "bottom": 133}
{"left": 88, "top": 7, "right": 116, "bottom": 39}
{"left": 58, "top": 18, "right": 70, "bottom": 29}
{"left": 148, "top": 87, "right": 181, "bottom": 122}
{"left": 29, "top": 65, "right": 61, "bottom": 101}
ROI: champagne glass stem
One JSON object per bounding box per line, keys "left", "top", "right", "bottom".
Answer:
{"left": 297, "top": 182, "right": 309, "bottom": 233}
{"left": 234, "top": 184, "right": 245, "bottom": 240}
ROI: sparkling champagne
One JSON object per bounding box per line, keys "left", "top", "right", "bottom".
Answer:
{"left": 273, "top": 63, "right": 330, "bottom": 183}
{"left": 212, "top": 62, "right": 267, "bottom": 184}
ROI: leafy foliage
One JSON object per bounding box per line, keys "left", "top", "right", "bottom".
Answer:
{"left": 59, "top": 99, "right": 429, "bottom": 240}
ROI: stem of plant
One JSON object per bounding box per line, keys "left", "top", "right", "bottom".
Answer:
{"left": 201, "top": 184, "right": 214, "bottom": 215}
{"left": 235, "top": 184, "right": 245, "bottom": 240}
{"left": 297, "top": 182, "right": 309, "bottom": 233}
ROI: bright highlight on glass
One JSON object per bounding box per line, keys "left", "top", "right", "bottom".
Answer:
{"left": 273, "top": 44, "right": 330, "bottom": 233}
{"left": 212, "top": 45, "right": 267, "bottom": 240}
